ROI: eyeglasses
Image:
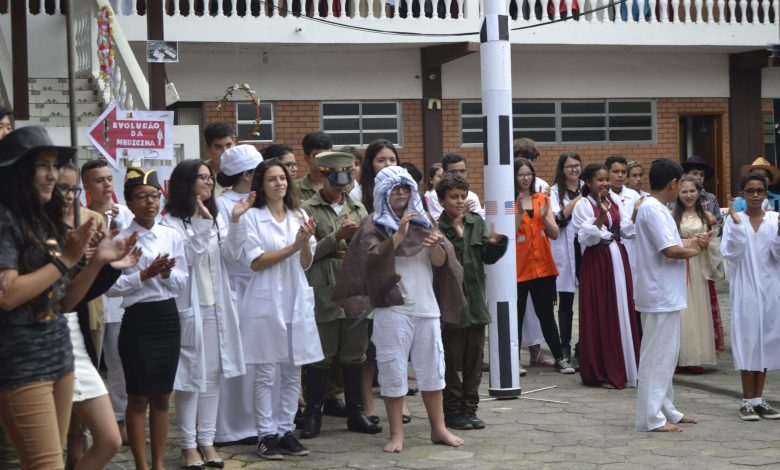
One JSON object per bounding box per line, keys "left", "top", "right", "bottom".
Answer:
{"left": 743, "top": 188, "right": 766, "bottom": 196}
{"left": 196, "top": 174, "right": 215, "bottom": 183}
{"left": 516, "top": 172, "right": 534, "bottom": 179}
{"left": 390, "top": 185, "right": 411, "bottom": 195}
{"left": 133, "top": 192, "right": 162, "bottom": 201}
{"left": 283, "top": 161, "right": 298, "bottom": 170}
{"left": 564, "top": 164, "right": 582, "bottom": 172}
{"left": 56, "top": 184, "right": 82, "bottom": 199}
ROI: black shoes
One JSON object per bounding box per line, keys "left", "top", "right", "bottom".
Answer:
{"left": 465, "top": 410, "right": 486, "bottom": 429}
{"left": 256, "top": 435, "right": 284, "bottom": 460}
{"left": 323, "top": 399, "right": 348, "bottom": 417}
{"left": 300, "top": 410, "right": 322, "bottom": 439}
{"left": 445, "top": 411, "right": 474, "bottom": 430}
{"left": 347, "top": 413, "right": 383, "bottom": 434}
{"left": 278, "top": 432, "right": 310, "bottom": 456}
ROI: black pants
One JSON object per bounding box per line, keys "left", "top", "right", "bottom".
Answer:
{"left": 517, "top": 276, "right": 564, "bottom": 360}
{"left": 557, "top": 291, "right": 575, "bottom": 349}
{"left": 442, "top": 325, "right": 486, "bottom": 414}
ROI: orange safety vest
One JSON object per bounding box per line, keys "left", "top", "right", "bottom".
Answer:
{"left": 516, "top": 192, "right": 559, "bottom": 283}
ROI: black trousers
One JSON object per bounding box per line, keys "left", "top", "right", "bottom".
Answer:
{"left": 442, "top": 324, "right": 486, "bottom": 414}
{"left": 557, "top": 291, "right": 575, "bottom": 349}
{"left": 517, "top": 276, "right": 564, "bottom": 360}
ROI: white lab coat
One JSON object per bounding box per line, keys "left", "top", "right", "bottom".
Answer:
{"left": 721, "top": 211, "right": 780, "bottom": 371}
{"left": 216, "top": 190, "right": 254, "bottom": 300}
{"left": 549, "top": 182, "right": 583, "bottom": 293}
{"left": 241, "top": 206, "right": 323, "bottom": 366}
{"left": 161, "top": 214, "right": 247, "bottom": 392}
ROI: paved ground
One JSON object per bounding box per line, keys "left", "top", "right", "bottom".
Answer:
{"left": 104, "top": 283, "right": 779, "bottom": 469}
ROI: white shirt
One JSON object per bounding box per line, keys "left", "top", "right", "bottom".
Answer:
{"left": 427, "top": 190, "right": 485, "bottom": 221}
{"left": 107, "top": 220, "right": 189, "bottom": 309}
{"left": 550, "top": 182, "right": 583, "bottom": 292}
{"left": 610, "top": 186, "right": 641, "bottom": 211}
{"left": 378, "top": 249, "right": 440, "bottom": 318}
{"left": 572, "top": 194, "right": 636, "bottom": 249}
{"left": 216, "top": 190, "right": 254, "bottom": 295}
{"left": 349, "top": 184, "right": 362, "bottom": 203}
{"left": 634, "top": 197, "right": 686, "bottom": 313}
{"left": 103, "top": 204, "right": 135, "bottom": 323}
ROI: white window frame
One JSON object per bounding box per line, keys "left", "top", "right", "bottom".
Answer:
{"left": 460, "top": 99, "right": 656, "bottom": 146}
{"left": 320, "top": 101, "right": 403, "bottom": 147}
{"left": 235, "top": 102, "right": 274, "bottom": 143}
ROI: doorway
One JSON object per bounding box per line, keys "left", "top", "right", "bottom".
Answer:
{"left": 679, "top": 114, "right": 725, "bottom": 202}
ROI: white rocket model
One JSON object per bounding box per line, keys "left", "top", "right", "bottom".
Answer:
{"left": 481, "top": 0, "right": 522, "bottom": 397}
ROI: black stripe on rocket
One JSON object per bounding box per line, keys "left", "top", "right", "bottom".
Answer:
{"left": 480, "top": 15, "right": 509, "bottom": 42}
{"left": 496, "top": 301, "right": 513, "bottom": 388}
{"left": 482, "top": 115, "right": 511, "bottom": 166}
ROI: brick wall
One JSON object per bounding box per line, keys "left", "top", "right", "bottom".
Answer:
{"left": 443, "top": 97, "right": 731, "bottom": 201}
{"left": 205, "top": 97, "right": 733, "bottom": 201}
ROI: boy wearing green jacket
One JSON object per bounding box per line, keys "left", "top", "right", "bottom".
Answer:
{"left": 436, "top": 174, "right": 508, "bottom": 430}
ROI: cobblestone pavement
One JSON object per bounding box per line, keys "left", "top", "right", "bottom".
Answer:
{"left": 105, "top": 285, "right": 779, "bottom": 469}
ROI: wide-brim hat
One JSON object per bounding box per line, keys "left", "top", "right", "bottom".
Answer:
{"left": 741, "top": 156, "right": 780, "bottom": 182}
{"left": 681, "top": 155, "right": 715, "bottom": 182}
{"left": 0, "top": 126, "right": 76, "bottom": 168}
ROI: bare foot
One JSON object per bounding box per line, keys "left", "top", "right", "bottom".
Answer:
{"left": 600, "top": 382, "right": 616, "bottom": 389}
{"left": 650, "top": 423, "right": 682, "bottom": 432}
{"left": 678, "top": 415, "right": 698, "bottom": 424}
{"left": 384, "top": 435, "right": 404, "bottom": 453}
{"left": 431, "top": 429, "right": 464, "bottom": 447}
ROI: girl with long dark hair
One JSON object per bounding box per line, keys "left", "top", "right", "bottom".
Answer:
{"left": 572, "top": 163, "right": 640, "bottom": 389}
{"left": 242, "top": 160, "right": 322, "bottom": 460}
{"left": 549, "top": 151, "right": 583, "bottom": 363}
{"left": 163, "top": 159, "right": 253, "bottom": 468}
{"left": 350, "top": 139, "right": 400, "bottom": 213}
{"left": 0, "top": 127, "right": 127, "bottom": 469}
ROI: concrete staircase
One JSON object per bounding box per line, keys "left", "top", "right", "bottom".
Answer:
{"left": 28, "top": 78, "right": 102, "bottom": 127}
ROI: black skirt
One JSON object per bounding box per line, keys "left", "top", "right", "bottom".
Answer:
{"left": 118, "top": 298, "right": 180, "bottom": 396}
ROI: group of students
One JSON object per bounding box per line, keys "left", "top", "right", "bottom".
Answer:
{"left": 1, "top": 117, "right": 779, "bottom": 470}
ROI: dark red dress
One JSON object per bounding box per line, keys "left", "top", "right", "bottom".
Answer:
{"left": 577, "top": 199, "right": 641, "bottom": 389}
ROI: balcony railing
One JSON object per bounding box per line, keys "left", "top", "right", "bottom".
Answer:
{"left": 5, "top": 0, "right": 777, "bottom": 47}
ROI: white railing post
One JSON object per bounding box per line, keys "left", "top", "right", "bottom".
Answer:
{"left": 695, "top": 0, "right": 704, "bottom": 22}
{"left": 726, "top": 0, "right": 736, "bottom": 21}
{"left": 772, "top": 0, "right": 779, "bottom": 22}
{"left": 671, "top": 0, "right": 680, "bottom": 21}
{"left": 647, "top": 0, "right": 656, "bottom": 21}
{"left": 747, "top": 0, "right": 756, "bottom": 21}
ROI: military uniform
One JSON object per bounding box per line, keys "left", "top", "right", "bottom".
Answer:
{"left": 299, "top": 152, "right": 380, "bottom": 438}
{"left": 294, "top": 174, "right": 319, "bottom": 202}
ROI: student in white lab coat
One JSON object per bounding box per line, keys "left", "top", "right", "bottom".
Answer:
{"left": 549, "top": 151, "right": 584, "bottom": 363}
{"left": 214, "top": 145, "right": 264, "bottom": 445}
{"left": 243, "top": 160, "right": 323, "bottom": 460}
{"left": 162, "top": 159, "right": 253, "bottom": 468}
{"left": 721, "top": 172, "right": 780, "bottom": 421}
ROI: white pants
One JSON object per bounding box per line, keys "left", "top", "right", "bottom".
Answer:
{"left": 372, "top": 311, "right": 445, "bottom": 397}
{"left": 176, "top": 306, "right": 223, "bottom": 449}
{"left": 635, "top": 311, "right": 684, "bottom": 431}
{"left": 251, "top": 323, "right": 300, "bottom": 439}
{"left": 103, "top": 321, "right": 127, "bottom": 421}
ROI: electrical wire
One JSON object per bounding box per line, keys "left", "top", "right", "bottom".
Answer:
{"left": 254, "top": 0, "right": 628, "bottom": 37}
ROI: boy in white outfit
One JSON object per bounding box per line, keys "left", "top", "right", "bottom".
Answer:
{"left": 634, "top": 159, "right": 707, "bottom": 432}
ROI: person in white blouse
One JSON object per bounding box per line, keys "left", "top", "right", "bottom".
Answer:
{"left": 107, "top": 168, "right": 188, "bottom": 470}
{"left": 214, "top": 145, "right": 264, "bottom": 446}
{"left": 242, "top": 160, "right": 323, "bottom": 460}
{"left": 549, "top": 152, "right": 584, "bottom": 364}
{"left": 162, "top": 159, "right": 255, "bottom": 469}
{"left": 572, "top": 163, "right": 640, "bottom": 390}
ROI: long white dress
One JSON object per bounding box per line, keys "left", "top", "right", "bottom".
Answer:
{"left": 721, "top": 211, "right": 780, "bottom": 371}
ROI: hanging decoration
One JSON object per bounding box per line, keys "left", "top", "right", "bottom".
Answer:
{"left": 97, "top": 6, "right": 115, "bottom": 84}
{"left": 216, "top": 83, "right": 263, "bottom": 139}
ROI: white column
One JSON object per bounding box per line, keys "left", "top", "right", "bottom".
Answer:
{"left": 480, "top": 0, "right": 522, "bottom": 399}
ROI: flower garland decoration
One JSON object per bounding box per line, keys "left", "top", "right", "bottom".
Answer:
{"left": 216, "top": 83, "right": 263, "bottom": 139}
{"left": 97, "top": 7, "right": 115, "bottom": 84}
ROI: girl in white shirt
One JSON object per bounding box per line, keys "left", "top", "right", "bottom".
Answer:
{"left": 243, "top": 160, "right": 323, "bottom": 460}
{"left": 108, "top": 168, "right": 188, "bottom": 470}
{"left": 162, "top": 159, "right": 254, "bottom": 468}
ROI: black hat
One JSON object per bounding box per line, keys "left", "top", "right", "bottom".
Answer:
{"left": 0, "top": 126, "right": 76, "bottom": 168}
{"left": 681, "top": 155, "right": 715, "bottom": 182}
{"left": 124, "top": 167, "right": 161, "bottom": 191}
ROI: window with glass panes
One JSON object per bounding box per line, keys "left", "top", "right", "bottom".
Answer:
{"left": 460, "top": 100, "right": 655, "bottom": 144}
{"left": 235, "top": 102, "right": 274, "bottom": 142}
{"left": 321, "top": 102, "right": 401, "bottom": 146}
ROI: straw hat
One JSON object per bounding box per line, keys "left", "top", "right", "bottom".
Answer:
{"left": 740, "top": 156, "right": 780, "bottom": 182}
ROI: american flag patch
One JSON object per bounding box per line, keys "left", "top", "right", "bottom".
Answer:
{"left": 504, "top": 200, "right": 515, "bottom": 215}
{"left": 485, "top": 200, "right": 497, "bottom": 215}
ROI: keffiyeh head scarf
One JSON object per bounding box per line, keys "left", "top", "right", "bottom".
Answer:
{"left": 373, "top": 166, "right": 431, "bottom": 235}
